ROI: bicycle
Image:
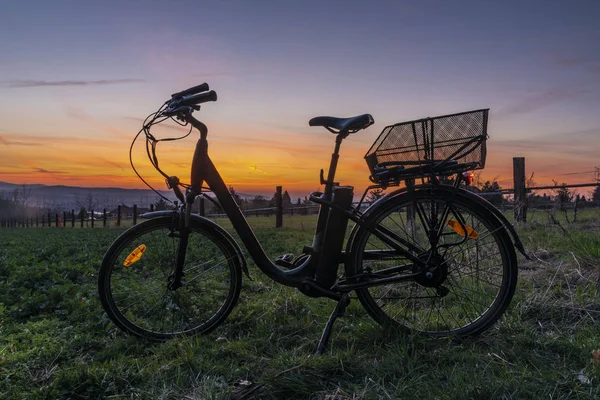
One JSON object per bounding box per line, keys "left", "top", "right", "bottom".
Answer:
{"left": 98, "top": 83, "right": 529, "bottom": 353}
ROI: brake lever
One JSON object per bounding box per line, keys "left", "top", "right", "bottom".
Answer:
{"left": 166, "top": 176, "right": 185, "bottom": 203}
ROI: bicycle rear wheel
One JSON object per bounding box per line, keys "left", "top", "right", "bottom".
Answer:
{"left": 98, "top": 216, "right": 242, "bottom": 341}
{"left": 346, "top": 188, "right": 517, "bottom": 337}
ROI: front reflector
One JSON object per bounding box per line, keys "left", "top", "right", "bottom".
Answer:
{"left": 123, "top": 244, "right": 147, "bottom": 267}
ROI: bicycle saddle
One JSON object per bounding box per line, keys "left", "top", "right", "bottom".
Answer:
{"left": 309, "top": 114, "right": 374, "bottom": 133}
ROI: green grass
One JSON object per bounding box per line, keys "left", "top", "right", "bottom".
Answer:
{"left": 1, "top": 212, "right": 600, "bottom": 399}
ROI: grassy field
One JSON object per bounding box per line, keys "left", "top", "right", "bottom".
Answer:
{"left": 1, "top": 210, "right": 600, "bottom": 399}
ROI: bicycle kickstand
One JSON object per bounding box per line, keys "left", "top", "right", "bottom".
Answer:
{"left": 315, "top": 293, "right": 351, "bottom": 355}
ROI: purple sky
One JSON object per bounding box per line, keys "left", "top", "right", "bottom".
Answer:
{"left": 1, "top": 0, "right": 599, "bottom": 196}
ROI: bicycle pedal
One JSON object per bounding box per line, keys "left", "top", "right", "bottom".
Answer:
{"left": 436, "top": 286, "right": 449, "bottom": 297}
{"left": 275, "top": 253, "right": 294, "bottom": 268}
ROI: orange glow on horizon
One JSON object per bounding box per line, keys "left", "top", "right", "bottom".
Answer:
{"left": 1, "top": 125, "right": 597, "bottom": 197}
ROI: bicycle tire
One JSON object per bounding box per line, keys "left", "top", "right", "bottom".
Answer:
{"left": 98, "top": 216, "right": 242, "bottom": 341}
{"left": 346, "top": 188, "right": 517, "bottom": 337}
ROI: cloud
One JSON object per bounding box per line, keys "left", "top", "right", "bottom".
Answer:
{"left": 0, "top": 135, "right": 42, "bottom": 146}
{"left": 496, "top": 88, "right": 585, "bottom": 118}
{"left": 546, "top": 53, "right": 600, "bottom": 74}
{"left": 34, "top": 167, "right": 65, "bottom": 174}
{"left": 7, "top": 79, "right": 144, "bottom": 88}
{"left": 491, "top": 135, "right": 598, "bottom": 159}
{"left": 0, "top": 133, "right": 108, "bottom": 147}
{"left": 103, "top": 160, "right": 124, "bottom": 171}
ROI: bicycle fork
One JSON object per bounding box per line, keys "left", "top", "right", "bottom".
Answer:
{"left": 168, "top": 204, "right": 192, "bottom": 290}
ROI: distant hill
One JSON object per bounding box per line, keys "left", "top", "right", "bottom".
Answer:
{"left": 0, "top": 181, "right": 176, "bottom": 210}
{"left": 0, "top": 181, "right": 268, "bottom": 211}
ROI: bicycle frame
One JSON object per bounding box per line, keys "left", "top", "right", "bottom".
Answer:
{"left": 170, "top": 115, "right": 430, "bottom": 297}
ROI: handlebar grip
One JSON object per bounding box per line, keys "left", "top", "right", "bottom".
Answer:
{"left": 171, "top": 83, "right": 209, "bottom": 98}
{"left": 180, "top": 90, "right": 217, "bottom": 107}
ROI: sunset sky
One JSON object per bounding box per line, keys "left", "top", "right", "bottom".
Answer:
{"left": 1, "top": 0, "right": 599, "bottom": 198}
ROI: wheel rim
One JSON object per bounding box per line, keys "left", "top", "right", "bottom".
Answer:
{"left": 356, "top": 197, "right": 510, "bottom": 335}
{"left": 105, "top": 223, "right": 236, "bottom": 337}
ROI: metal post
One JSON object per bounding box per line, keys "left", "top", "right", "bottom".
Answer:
{"left": 133, "top": 204, "right": 137, "bottom": 225}
{"left": 513, "top": 157, "right": 527, "bottom": 222}
{"left": 276, "top": 186, "right": 283, "bottom": 228}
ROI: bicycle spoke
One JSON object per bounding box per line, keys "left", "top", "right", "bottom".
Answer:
{"left": 353, "top": 191, "right": 515, "bottom": 336}
{"left": 100, "top": 218, "right": 241, "bottom": 340}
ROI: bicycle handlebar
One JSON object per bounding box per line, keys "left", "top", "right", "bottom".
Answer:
{"left": 171, "top": 83, "right": 209, "bottom": 98}
{"left": 179, "top": 90, "right": 217, "bottom": 107}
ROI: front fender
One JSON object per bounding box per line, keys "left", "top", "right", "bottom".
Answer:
{"left": 139, "top": 210, "right": 251, "bottom": 278}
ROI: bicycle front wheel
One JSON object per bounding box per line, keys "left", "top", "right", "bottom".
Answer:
{"left": 98, "top": 216, "right": 242, "bottom": 341}
{"left": 347, "top": 188, "right": 517, "bottom": 337}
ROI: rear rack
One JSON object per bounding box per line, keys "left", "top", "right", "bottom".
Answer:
{"left": 365, "top": 109, "right": 489, "bottom": 184}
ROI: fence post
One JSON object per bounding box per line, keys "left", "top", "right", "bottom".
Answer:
{"left": 80, "top": 210, "right": 84, "bottom": 228}
{"left": 63, "top": 212, "right": 67, "bottom": 228}
{"left": 276, "top": 186, "right": 283, "bottom": 228}
{"left": 103, "top": 209, "right": 107, "bottom": 227}
{"left": 199, "top": 196, "right": 205, "bottom": 217}
{"left": 133, "top": 204, "right": 137, "bottom": 225}
{"left": 513, "top": 157, "right": 527, "bottom": 222}
{"left": 91, "top": 209, "right": 94, "bottom": 228}
{"left": 150, "top": 204, "right": 155, "bottom": 212}
{"left": 71, "top": 210, "right": 75, "bottom": 227}
{"left": 117, "top": 205, "right": 121, "bottom": 227}
{"left": 48, "top": 211, "right": 51, "bottom": 227}
{"left": 42, "top": 214, "right": 45, "bottom": 227}
{"left": 55, "top": 213, "right": 59, "bottom": 227}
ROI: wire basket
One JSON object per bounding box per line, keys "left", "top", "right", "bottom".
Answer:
{"left": 365, "top": 109, "right": 489, "bottom": 180}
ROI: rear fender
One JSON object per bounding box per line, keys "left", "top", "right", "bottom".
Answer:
{"left": 348, "top": 185, "right": 530, "bottom": 260}
{"left": 457, "top": 191, "right": 531, "bottom": 260}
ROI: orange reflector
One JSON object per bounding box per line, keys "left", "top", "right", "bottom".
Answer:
{"left": 446, "top": 220, "right": 479, "bottom": 239}
{"left": 123, "top": 244, "right": 147, "bottom": 267}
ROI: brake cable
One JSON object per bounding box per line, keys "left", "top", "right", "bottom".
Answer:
{"left": 129, "top": 102, "right": 212, "bottom": 205}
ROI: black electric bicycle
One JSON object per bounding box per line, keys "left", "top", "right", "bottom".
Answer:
{"left": 98, "top": 83, "right": 528, "bottom": 352}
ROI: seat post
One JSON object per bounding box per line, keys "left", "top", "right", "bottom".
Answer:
{"left": 323, "top": 133, "right": 347, "bottom": 201}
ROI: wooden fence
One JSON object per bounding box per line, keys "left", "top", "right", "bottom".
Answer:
{"left": 0, "top": 190, "right": 321, "bottom": 229}
{"left": 2, "top": 160, "right": 598, "bottom": 228}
